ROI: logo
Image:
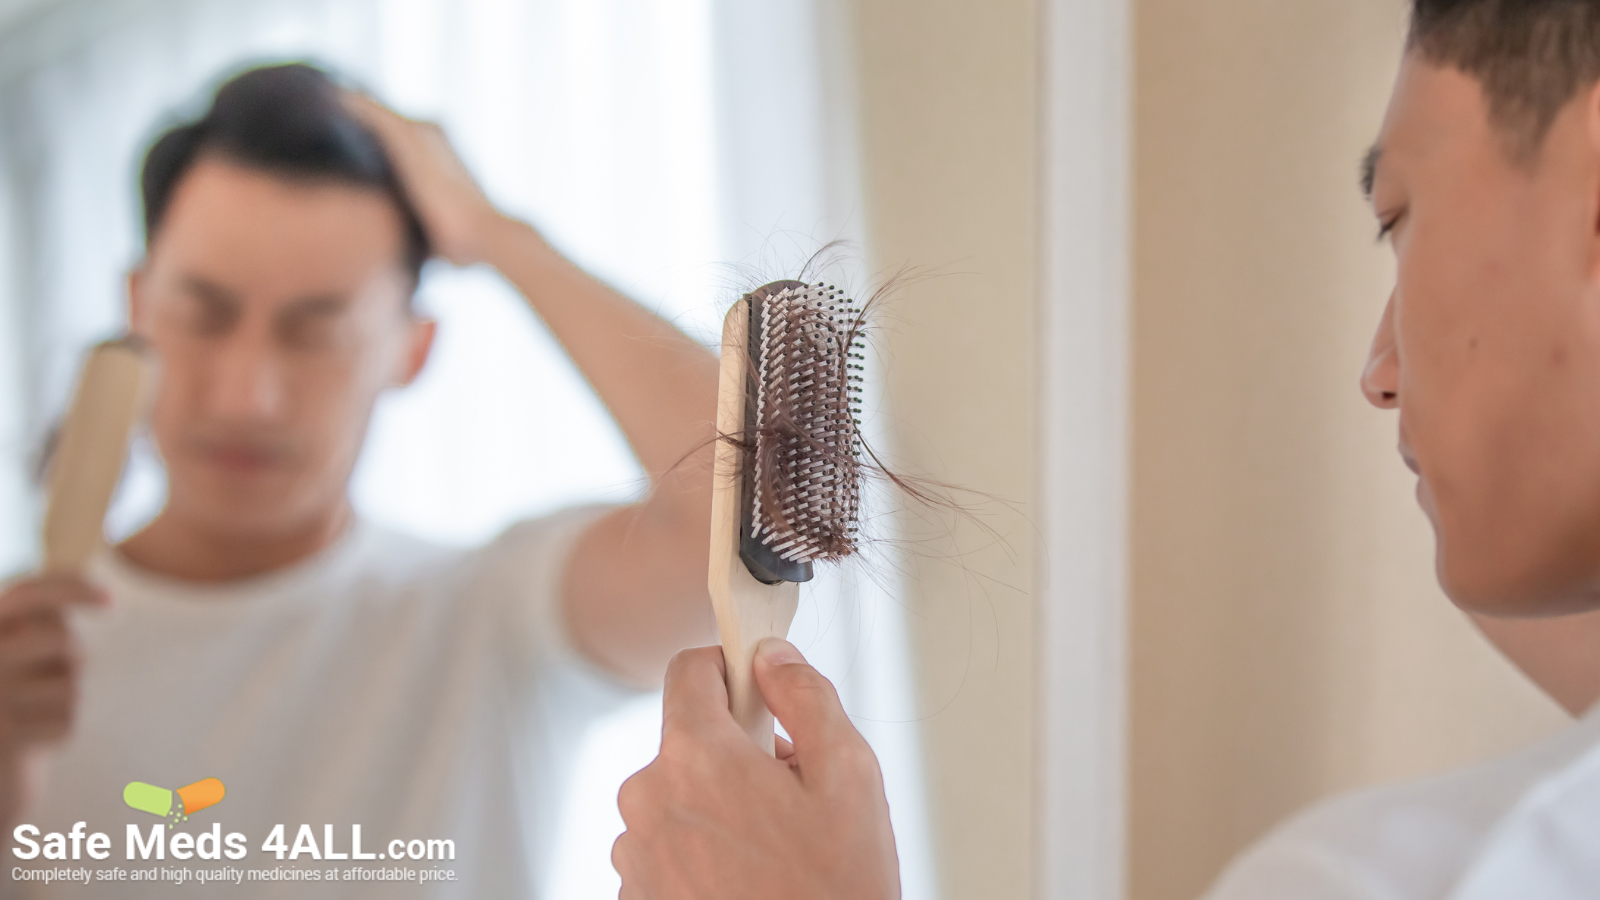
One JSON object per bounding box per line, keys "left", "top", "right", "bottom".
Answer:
{"left": 123, "top": 778, "right": 225, "bottom": 828}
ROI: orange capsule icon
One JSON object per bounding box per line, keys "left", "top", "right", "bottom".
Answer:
{"left": 175, "top": 777, "right": 225, "bottom": 815}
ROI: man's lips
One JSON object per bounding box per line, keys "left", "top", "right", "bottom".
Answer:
{"left": 1396, "top": 437, "right": 1437, "bottom": 517}
{"left": 1398, "top": 436, "right": 1420, "bottom": 475}
{"left": 195, "top": 441, "right": 291, "bottom": 472}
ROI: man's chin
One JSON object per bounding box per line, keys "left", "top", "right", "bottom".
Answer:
{"left": 186, "top": 506, "right": 321, "bottom": 541}
{"left": 171, "top": 484, "right": 331, "bottom": 540}
{"left": 1436, "top": 548, "right": 1600, "bottom": 619}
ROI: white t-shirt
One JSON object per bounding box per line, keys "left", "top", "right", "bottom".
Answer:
{"left": 7, "top": 507, "right": 638, "bottom": 898}
{"left": 1205, "top": 703, "right": 1600, "bottom": 900}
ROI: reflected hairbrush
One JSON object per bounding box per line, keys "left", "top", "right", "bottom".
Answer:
{"left": 42, "top": 337, "right": 156, "bottom": 575}
{"left": 709, "top": 279, "right": 866, "bottom": 753}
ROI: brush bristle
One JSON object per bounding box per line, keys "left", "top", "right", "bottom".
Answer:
{"left": 750, "top": 283, "right": 866, "bottom": 564}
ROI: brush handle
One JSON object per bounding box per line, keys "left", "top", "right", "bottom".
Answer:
{"left": 708, "top": 299, "right": 800, "bottom": 755}
{"left": 41, "top": 339, "right": 154, "bottom": 576}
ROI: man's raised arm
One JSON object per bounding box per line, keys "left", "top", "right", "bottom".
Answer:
{"left": 349, "top": 95, "right": 719, "bottom": 686}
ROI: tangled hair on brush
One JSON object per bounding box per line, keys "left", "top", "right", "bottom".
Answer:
{"left": 724, "top": 247, "right": 962, "bottom": 574}
{"left": 743, "top": 278, "right": 868, "bottom": 566}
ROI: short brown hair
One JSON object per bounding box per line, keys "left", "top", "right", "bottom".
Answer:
{"left": 1410, "top": 0, "right": 1600, "bottom": 160}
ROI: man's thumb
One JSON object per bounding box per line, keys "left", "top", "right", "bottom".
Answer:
{"left": 753, "top": 639, "right": 869, "bottom": 778}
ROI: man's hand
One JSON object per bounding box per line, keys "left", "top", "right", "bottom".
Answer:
{"left": 342, "top": 92, "right": 506, "bottom": 266}
{"left": 613, "top": 640, "right": 901, "bottom": 900}
{"left": 0, "top": 577, "right": 106, "bottom": 826}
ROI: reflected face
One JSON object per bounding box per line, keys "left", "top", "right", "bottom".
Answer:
{"left": 1361, "top": 56, "right": 1600, "bottom": 616}
{"left": 130, "top": 157, "right": 432, "bottom": 539}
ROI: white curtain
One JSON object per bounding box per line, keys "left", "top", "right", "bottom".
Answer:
{"left": 0, "top": 0, "right": 935, "bottom": 897}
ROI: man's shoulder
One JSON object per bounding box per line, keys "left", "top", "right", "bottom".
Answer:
{"left": 464, "top": 504, "right": 616, "bottom": 580}
{"left": 343, "top": 519, "right": 464, "bottom": 589}
{"left": 1204, "top": 714, "right": 1600, "bottom": 900}
{"left": 352, "top": 504, "right": 619, "bottom": 617}
{"left": 357, "top": 505, "right": 609, "bottom": 574}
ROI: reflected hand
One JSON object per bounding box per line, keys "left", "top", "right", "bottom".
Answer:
{"left": 613, "top": 641, "right": 901, "bottom": 900}
{"left": 0, "top": 576, "right": 107, "bottom": 827}
{"left": 342, "top": 91, "right": 508, "bottom": 267}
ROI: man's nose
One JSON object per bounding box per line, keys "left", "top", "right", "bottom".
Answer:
{"left": 208, "top": 327, "right": 285, "bottom": 420}
{"left": 1361, "top": 293, "right": 1400, "bottom": 410}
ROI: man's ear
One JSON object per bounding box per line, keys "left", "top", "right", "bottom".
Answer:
{"left": 1586, "top": 79, "right": 1600, "bottom": 259}
{"left": 396, "top": 316, "right": 436, "bottom": 387}
{"left": 1586, "top": 78, "right": 1600, "bottom": 150}
{"left": 127, "top": 265, "right": 148, "bottom": 336}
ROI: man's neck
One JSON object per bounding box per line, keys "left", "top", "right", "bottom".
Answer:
{"left": 117, "top": 503, "right": 353, "bottom": 583}
{"left": 1471, "top": 609, "right": 1600, "bottom": 718}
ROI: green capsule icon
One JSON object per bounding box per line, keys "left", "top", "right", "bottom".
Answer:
{"left": 123, "top": 782, "right": 173, "bottom": 817}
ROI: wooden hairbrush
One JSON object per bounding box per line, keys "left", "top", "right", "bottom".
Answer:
{"left": 41, "top": 337, "right": 156, "bottom": 576}
{"left": 709, "top": 280, "right": 866, "bottom": 753}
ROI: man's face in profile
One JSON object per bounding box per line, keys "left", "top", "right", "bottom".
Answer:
{"left": 1363, "top": 54, "right": 1600, "bottom": 617}
{"left": 130, "top": 157, "right": 431, "bottom": 541}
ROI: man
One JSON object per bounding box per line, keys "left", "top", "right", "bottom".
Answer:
{"left": 1, "top": 64, "right": 718, "bottom": 895}
{"left": 611, "top": 1, "right": 1600, "bottom": 897}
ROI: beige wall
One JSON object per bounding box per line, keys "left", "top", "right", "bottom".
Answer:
{"left": 1131, "top": 2, "right": 1571, "bottom": 900}
{"left": 848, "top": 1, "right": 1041, "bottom": 898}
{"left": 845, "top": 4, "right": 1570, "bottom": 900}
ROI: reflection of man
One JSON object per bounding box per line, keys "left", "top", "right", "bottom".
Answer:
{"left": 611, "top": 2, "right": 1600, "bottom": 898}
{"left": 0, "top": 64, "right": 718, "bottom": 896}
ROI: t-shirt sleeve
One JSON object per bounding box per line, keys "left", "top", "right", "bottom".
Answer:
{"left": 472, "top": 504, "right": 648, "bottom": 699}
{"left": 1202, "top": 837, "right": 1399, "bottom": 900}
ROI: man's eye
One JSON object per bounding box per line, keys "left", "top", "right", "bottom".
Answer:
{"left": 188, "top": 302, "right": 234, "bottom": 335}
{"left": 1376, "top": 212, "right": 1404, "bottom": 243}
{"left": 280, "top": 317, "right": 338, "bottom": 349}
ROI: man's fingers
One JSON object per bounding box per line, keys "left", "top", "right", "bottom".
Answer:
{"left": 0, "top": 578, "right": 107, "bottom": 622}
{"left": 341, "top": 91, "right": 428, "bottom": 168}
{"left": 8, "top": 676, "right": 74, "bottom": 718}
{"left": 340, "top": 90, "right": 402, "bottom": 133}
{"left": 0, "top": 668, "right": 77, "bottom": 747}
{"left": 0, "top": 618, "right": 76, "bottom": 674}
{"left": 615, "top": 764, "right": 660, "bottom": 832}
{"left": 774, "top": 732, "right": 802, "bottom": 773}
{"left": 752, "top": 639, "right": 878, "bottom": 786}
{"left": 0, "top": 582, "right": 87, "bottom": 754}
{"left": 341, "top": 90, "right": 447, "bottom": 159}
{"left": 611, "top": 831, "right": 637, "bottom": 891}
{"left": 659, "top": 646, "right": 738, "bottom": 744}
{"left": 4, "top": 710, "right": 72, "bottom": 747}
